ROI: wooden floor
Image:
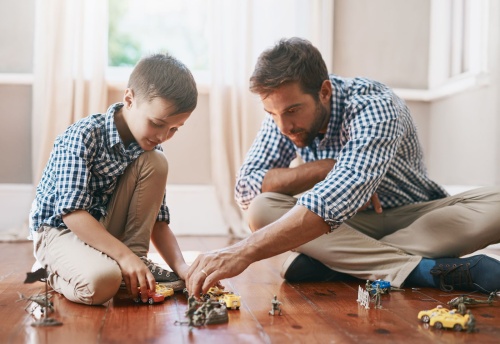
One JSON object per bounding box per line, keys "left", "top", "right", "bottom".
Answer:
{"left": 1, "top": 237, "right": 499, "bottom": 344}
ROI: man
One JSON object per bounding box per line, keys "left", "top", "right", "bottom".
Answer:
{"left": 186, "top": 37, "right": 500, "bottom": 297}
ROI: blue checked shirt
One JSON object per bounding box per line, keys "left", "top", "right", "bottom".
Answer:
{"left": 235, "top": 76, "right": 447, "bottom": 230}
{"left": 29, "top": 103, "right": 170, "bottom": 235}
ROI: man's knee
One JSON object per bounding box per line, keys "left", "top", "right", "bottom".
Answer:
{"left": 247, "top": 192, "right": 295, "bottom": 232}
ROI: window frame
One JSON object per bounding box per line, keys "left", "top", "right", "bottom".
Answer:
{"left": 394, "top": 0, "right": 490, "bottom": 101}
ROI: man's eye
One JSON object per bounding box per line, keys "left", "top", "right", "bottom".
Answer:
{"left": 170, "top": 127, "right": 179, "bottom": 132}
{"left": 151, "top": 121, "right": 163, "bottom": 127}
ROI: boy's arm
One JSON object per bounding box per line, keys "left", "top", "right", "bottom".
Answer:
{"left": 150, "top": 221, "right": 189, "bottom": 280}
{"left": 62, "top": 210, "right": 156, "bottom": 302}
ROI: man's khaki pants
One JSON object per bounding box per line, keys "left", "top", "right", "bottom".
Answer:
{"left": 247, "top": 186, "right": 500, "bottom": 287}
{"left": 33, "top": 150, "right": 168, "bottom": 305}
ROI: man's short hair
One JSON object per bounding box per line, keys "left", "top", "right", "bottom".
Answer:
{"left": 128, "top": 53, "right": 198, "bottom": 114}
{"left": 249, "top": 37, "right": 329, "bottom": 99}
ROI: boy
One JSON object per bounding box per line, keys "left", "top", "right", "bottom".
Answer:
{"left": 29, "top": 53, "right": 197, "bottom": 305}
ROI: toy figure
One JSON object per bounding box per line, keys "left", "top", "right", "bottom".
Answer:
{"left": 466, "top": 310, "right": 476, "bottom": 333}
{"left": 365, "top": 280, "right": 372, "bottom": 293}
{"left": 373, "top": 284, "right": 382, "bottom": 309}
{"left": 184, "top": 303, "right": 198, "bottom": 331}
{"left": 269, "top": 295, "right": 282, "bottom": 316}
{"left": 205, "top": 303, "right": 229, "bottom": 325}
{"left": 22, "top": 266, "right": 62, "bottom": 327}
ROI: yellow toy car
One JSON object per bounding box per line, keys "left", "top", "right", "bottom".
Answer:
{"left": 155, "top": 284, "right": 174, "bottom": 298}
{"left": 203, "top": 286, "right": 230, "bottom": 301}
{"left": 429, "top": 310, "right": 470, "bottom": 331}
{"left": 219, "top": 293, "right": 241, "bottom": 310}
{"left": 417, "top": 305, "right": 450, "bottom": 323}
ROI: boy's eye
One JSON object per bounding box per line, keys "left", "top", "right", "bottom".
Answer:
{"left": 151, "top": 120, "right": 164, "bottom": 128}
{"left": 170, "top": 127, "right": 178, "bottom": 132}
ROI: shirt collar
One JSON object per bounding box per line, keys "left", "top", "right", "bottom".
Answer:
{"left": 319, "top": 76, "right": 345, "bottom": 146}
{"left": 105, "top": 103, "right": 124, "bottom": 148}
{"left": 104, "top": 102, "right": 144, "bottom": 157}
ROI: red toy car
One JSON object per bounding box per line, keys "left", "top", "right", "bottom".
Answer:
{"left": 134, "top": 288, "right": 165, "bottom": 305}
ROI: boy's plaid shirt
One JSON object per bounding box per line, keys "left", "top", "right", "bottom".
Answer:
{"left": 29, "top": 103, "right": 169, "bottom": 234}
{"left": 235, "top": 76, "right": 447, "bottom": 230}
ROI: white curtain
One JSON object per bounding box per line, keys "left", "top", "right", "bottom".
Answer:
{"left": 208, "top": 0, "right": 334, "bottom": 237}
{"left": 32, "top": 0, "right": 108, "bottom": 184}
{"left": 0, "top": 0, "right": 109, "bottom": 241}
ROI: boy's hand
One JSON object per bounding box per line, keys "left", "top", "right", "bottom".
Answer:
{"left": 118, "top": 254, "right": 156, "bottom": 302}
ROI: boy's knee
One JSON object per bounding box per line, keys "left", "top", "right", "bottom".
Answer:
{"left": 140, "top": 150, "right": 169, "bottom": 177}
{"left": 72, "top": 264, "right": 122, "bottom": 305}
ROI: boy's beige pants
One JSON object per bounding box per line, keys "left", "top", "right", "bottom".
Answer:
{"left": 247, "top": 186, "right": 500, "bottom": 287}
{"left": 33, "top": 150, "right": 168, "bottom": 305}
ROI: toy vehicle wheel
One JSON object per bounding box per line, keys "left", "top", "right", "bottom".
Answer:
{"left": 134, "top": 298, "right": 140, "bottom": 303}
{"left": 434, "top": 322, "right": 443, "bottom": 329}
{"left": 421, "top": 315, "right": 430, "bottom": 323}
{"left": 453, "top": 324, "right": 462, "bottom": 331}
{"left": 148, "top": 298, "right": 154, "bottom": 305}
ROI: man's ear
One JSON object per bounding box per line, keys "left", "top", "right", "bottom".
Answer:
{"left": 319, "top": 79, "right": 332, "bottom": 103}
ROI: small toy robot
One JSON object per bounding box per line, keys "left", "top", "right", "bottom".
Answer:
{"left": 269, "top": 295, "right": 282, "bottom": 316}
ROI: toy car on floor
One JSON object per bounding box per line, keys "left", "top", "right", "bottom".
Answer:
{"left": 219, "top": 293, "right": 241, "bottom": 310}
{"left": 203, "top": 286, "right": 230, "bottom": 301}
{"left": 155, "top": 284, "right": 174, "bottom": 298}
{"left": 134, "top": 289, "right": 165, "bottom": 305}
{"left": 417, "top": 305, "right": 450, "bottom": 323}
{"left": 429, "top": 310, "right": 470, "bottom": 331}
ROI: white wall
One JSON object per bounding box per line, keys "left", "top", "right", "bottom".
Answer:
{"left": 1, "top": 0, "right": 499, "bottom": 234}
{"left": 333, "top": 0, "right": 500, "bottom": 187}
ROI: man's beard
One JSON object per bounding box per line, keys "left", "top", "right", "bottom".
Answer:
{"left": 288, "top": 102, "right": 329, "bottom": 148}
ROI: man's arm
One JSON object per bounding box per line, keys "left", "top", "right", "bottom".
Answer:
{"left": 235, "top": 116, "right": 297, "bottom": 209}
{"left": 262, "top": 159, "right": 335, "bottom": 196}
{"left": 63, "top": 210, "right": 156, "bottom": 302}
{"left": 150, "top": 221, "right": 189, "bottom": 280}
{"left": 186, "top": 205, "right": 328, "bottom": 296}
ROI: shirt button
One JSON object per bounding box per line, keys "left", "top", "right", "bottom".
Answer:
{"left": 104, "top": 167, "right": 109, "bottom": 173}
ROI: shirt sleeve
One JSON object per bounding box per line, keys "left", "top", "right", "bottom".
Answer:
{"left": 235, "top": 115, "right": 297, "bottom": 209}
{"left": 153, "top": 145, "right": 170, "bottom": 223}
{"left": 53, "top": 129, "right": 97, "bottom": 219}
{"left": 297, "top": 95, "right": 404, "bottom": 230}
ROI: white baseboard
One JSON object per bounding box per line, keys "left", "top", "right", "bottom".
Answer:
{"left": 0, "top": 184, "right": 33, "bottom": 234}
{"left": 165, "top": 184, "right": 227, "bottom": 236}
{"left": 0, "top": 183, "right": 227, "bottom": 236}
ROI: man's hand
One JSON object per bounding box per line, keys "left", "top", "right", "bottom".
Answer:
{"left": 358, "top": 193, "right": 383, "bottom": 214}
{"left": 186, "top": 245, "right": 252, "bottom": 297}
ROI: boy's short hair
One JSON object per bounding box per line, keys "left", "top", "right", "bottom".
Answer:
{"left": 128, "top": 53, "right": 198, "bottom": 114}
{"left": 249, "top": 37, "right": 329, "bottom": 100}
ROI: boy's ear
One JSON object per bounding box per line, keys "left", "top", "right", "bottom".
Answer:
{"left": 123, "top": 88, "right": 135, "bottom": 109}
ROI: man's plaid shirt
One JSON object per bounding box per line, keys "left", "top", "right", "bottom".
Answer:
{"left": 235, "top": 76, "right": 447, "bottom": 230}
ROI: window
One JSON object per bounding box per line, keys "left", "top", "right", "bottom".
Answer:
{"left": 107, "top": 0, "right": 209, "bottom": 82}
{"left": 395, "top": 0, "right": 489, "bottom": 101}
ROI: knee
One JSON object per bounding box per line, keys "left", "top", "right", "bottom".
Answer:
{"left": 247, "top": 192, "right": 294, "bottom": 232}
{"left": 141, "top": 150, "right": 169, "bottom": 178}
{"left": 74, "top": 264, "right": 122, "bottom": 305}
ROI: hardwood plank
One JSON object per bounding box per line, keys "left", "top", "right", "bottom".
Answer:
{"left": 1, "top": 241, "right": 500, "bottom": 344}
